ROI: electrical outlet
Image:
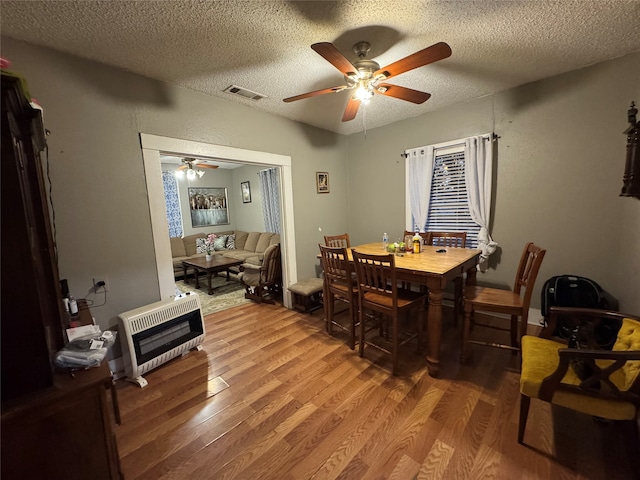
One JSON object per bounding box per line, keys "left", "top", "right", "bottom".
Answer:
{"left": 92, "top": 275, "right": 109, "bottom": 293}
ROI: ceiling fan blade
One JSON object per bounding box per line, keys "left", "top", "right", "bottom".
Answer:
{"left": 374, "top": 42, "right": 452, "bottom": 80}
{"left": 342, "top": 98, "right": 361, "bottom": 122}
{"left": 177, "top": 161, "right": 219, "bottom": 170}
{"left": 311, "top": 42, "right": 358, "bottom": 77}
{"left": 284, "top": 85, "right": 348, "bottom": 103}
{"left": 375, "top": 84, "right": 431, "bottom": 104}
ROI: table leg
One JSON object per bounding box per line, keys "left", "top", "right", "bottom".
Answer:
{"left": 194, "top": 269, "right": 201, "bottom": 289}
{"left": 426, "top": 287, "right": 443, "bottom": 377}
{"left": 466, "top": 265, "right": 477, "bottom": 286}
{"left": 207, "top": 271, "right": 213, "bottom": 295}
{"left": 226, "top": 268, "right": 231, "bottom": 281}
{"left": 183, "top": 264, "right": 189, "bottom": 284}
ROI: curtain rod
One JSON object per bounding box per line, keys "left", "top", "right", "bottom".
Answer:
{"left": 400, "top": 132, "right": 499, "bottom": 158}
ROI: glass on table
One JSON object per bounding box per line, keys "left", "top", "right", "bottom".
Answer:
{"left": 404, "top": 235, "right": 414, "bottom": 253}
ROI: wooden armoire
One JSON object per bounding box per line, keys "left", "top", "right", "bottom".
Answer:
{"left": 1, "top": 72, "right": 123, "bottom": 479}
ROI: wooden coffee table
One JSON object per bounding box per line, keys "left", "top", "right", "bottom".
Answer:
{"left": 182, "top": 256, "right": 244, "bottom": 295}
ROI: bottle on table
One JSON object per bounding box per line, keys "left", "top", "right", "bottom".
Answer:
{"left": 68, "top": 293, "right": 78, "bottom": 315}
{"left": 383, "top": 232, "right": 389, "bottom": 251}
{"left": 413, "top": 233, "right": 422, "bottom": 254}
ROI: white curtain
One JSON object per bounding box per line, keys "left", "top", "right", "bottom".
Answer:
{"left": 258, "top": 168, "right": 281, "bottom": 233}
{"left": 465, "top": 136, "right": 497, "bottom": 269}
{"left": 406, "top": 146, "right": 434, "bottom": 232}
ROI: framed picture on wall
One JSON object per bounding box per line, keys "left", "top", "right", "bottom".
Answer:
{"left": 241, "top": 181, "right": 252, "bottom": 203}
{"left": 316, "top": 172, "right": 329, "bottom": 194}
{"left": 188, "top": 187, "right": 229, "bottom": 227}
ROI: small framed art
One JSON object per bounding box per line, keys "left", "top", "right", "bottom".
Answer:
{"left": 241, "top": 181, "right": 252, "bottom": 203}
{"left": 316, "top": 172, "right": 329, "bottom": 194}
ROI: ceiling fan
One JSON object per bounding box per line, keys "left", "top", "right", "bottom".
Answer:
{"left": 174, "top": 157, "right": 218, "bottom": 179}
{"left": 283, "top": 41, "right": 452, "bottom": 122}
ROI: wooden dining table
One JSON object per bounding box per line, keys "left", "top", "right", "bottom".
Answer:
{"left": 347, "top": 242, "right": 481, "bottom": 377}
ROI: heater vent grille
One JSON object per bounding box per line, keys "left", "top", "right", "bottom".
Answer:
{"left": 125, "top": 295, "right": 200, "bottom": 334}
{"left": 224, "top": 84, "right": 266, "bottom": 101}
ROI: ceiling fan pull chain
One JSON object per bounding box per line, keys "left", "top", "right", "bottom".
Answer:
{"left": 363, "top": 106, "right": 367, "bottom": 139}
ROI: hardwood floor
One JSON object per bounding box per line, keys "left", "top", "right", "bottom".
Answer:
{"left": 115, "top": 301, "right": 638, "bottom": 480}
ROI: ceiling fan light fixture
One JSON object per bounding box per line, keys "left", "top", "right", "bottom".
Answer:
{"left": 175, "top": 157, "right": 208, "bottom": 180}
{"left": 354, "top": 80, "right": 374, "bottom": 103}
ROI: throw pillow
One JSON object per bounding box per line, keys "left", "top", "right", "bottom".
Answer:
{"left": 226, "top": 234, "right": 236, "bottom": 250}
{"left": 195, "top": 238, "right": 207, "bottom": 254}
{"left": 213, "top": 235, "right": 228, "bottom": 251}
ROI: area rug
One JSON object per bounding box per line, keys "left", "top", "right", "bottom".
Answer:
{"left": 175, "top": 274, "right": 251, "bottom": 316}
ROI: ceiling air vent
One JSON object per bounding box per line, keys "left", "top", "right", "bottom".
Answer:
{"left": 223, "top": 85, "right": 266, "bottom": 101}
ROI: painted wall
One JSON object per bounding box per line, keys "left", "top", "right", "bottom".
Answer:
{"left": 230, "top": 164, "right": 268, "bottom": 232}
{"left": 346, "top": 52, "right": 640, "bottom": 312}
{"left": 3, "top": 35, "right": 638, "bottom": 335}
{"left": 1, "top": 37, "right": 349, "bottom": 333}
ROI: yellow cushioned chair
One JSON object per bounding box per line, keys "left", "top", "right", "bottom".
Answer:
{"left": 519, "top": 306, "right": 640, "bottom": 447}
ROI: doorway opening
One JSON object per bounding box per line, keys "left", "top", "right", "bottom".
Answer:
{"left": 140, "top": 134, "right": 297, "bottom": 308}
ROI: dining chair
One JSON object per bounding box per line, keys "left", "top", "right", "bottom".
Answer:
{"left": 461, "top": 242, "right": 546, "bottom": 361}
{"left": 426, "top": 231, "right": 468, "bottom": 327}
{"left": 519, "top": 307, "right": 640, "bottom": 466}
{"left": 318, "top": 244, "right": 359, "bottom": 349}
{"left": 324, "top": 233, "right": 351, "bottom": 248}
{"left": 351, "top": 249, "right": 428, "bottom": 375}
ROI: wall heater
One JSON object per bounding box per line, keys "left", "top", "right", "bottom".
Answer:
{"left": 118, "top": 294, "right": 205, "bottom": 387}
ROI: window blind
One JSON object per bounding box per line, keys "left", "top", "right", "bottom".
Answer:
{"left": 423, "top": 151, "right": 480, "bottom": 248}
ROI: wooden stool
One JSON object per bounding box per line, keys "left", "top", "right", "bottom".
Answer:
{"left": 289, "top": 278, "right": 324, "bottom": 313}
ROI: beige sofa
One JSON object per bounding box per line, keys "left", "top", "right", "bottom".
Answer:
{"left": 170, "top": 230, "right": 280, "bottom": 278}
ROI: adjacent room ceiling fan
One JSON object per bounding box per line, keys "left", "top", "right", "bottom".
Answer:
{"left": 174, "top": 157, "right": 218, "bottom": 179}
{"left": 283, "top": 41, "right": 452, "bottom": 122}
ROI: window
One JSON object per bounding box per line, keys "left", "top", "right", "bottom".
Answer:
{"left": 423, "top": 150, "right": 480, "bottom": 248}
{"left": 406, "top": 135, "right": 494, "bottom": 253}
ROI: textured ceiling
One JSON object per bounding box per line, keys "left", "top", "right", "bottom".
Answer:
{"left": 2, "top": 1, "right": 639, "bottom": 135}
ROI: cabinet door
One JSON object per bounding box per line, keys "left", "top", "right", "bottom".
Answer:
{"left": 1, "top": 76, "right": 66, "bottom": 402}
{"left": 1, "top": 383, "right": 119, "bottom": 480}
